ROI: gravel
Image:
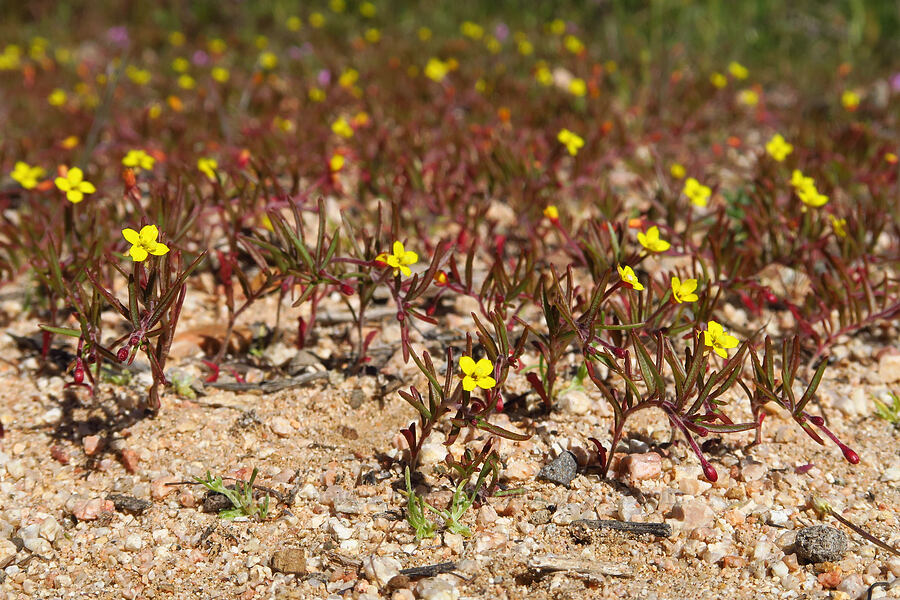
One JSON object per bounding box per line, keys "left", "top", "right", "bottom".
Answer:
{"left": 795, "top": 525, "right": 849, "bottom": 563}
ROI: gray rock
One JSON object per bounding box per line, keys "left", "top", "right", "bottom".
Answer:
{"left": 795, "top": 525, "right": 847, "bottom": 563}
{"left": 537, "top": 451, "right": 578, "bottom": 487}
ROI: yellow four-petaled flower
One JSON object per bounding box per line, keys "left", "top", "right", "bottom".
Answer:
{"left": 671, "top": 276, "right": 699, "bottom": 304}
{"left": 557, "top": 129, "right": 584, "bottom": 156}
{"left": 198, "top": 157, "right": 218, "bottom": 181}
{"left": 376, "top": 241, "right": 418, "bottom": 277}
{"left": 55, "top": 167, "right": 96, "bottom": 203}
{"left": 703, "top": 320, "right": 739, "bottom": 358}
{"left": 122, "top": 225, "right": 170, "bottom": 262}
{"left": 765, "top": 134, "right": 793, "bottom": 162}
{"left": 617, "top": 264, "right": 644, "bottom": 291}
{"left": 637, "top": 225, "right": 670, "bottom": 253}
{"left": 11, "top": 162, "right": 45, "bottom": 189}
{"left": 122, "top": 150, "right": 155, "bottom": 172}
{"left": 683, "top": 177, "right": 711, "bottom": 207}
{"left": 459, "top": 356, "right": 496, "bottom": 392}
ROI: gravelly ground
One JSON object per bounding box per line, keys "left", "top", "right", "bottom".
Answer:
{"left": 0, "top": 291, "right": 899, "bottom": 600}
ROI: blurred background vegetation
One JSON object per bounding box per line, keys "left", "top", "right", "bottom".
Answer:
{"left": 3, "top": 0, "right": 898, "bottom": 86}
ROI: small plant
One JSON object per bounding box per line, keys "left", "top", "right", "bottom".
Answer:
{"left": 195, "top": 468, "right": 270, "bottom": 521}
{"left": 873, "top": 391, "right": 900, "bottom": 425}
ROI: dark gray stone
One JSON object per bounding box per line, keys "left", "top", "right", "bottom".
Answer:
{"left": 795, "top": 525, "right": 848, "bottom": 563}
{"left": 537, "top": 451, "right": 578, "bottom": 487}
{"left": 107, "top": 494, "right": 152, "bottom": 515}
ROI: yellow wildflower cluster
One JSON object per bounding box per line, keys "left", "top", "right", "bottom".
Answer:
{"left": 790, "top": 170, "right": 828, "bottom": 208}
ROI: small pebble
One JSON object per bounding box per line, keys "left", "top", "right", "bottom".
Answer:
{"left": 537, "top": 451, "right": 578, "bottom": 487}
{"left": 271, "top": 548, "right": 306, "bottom": 575}
{"left": 124, "top": 534, "right": 143, "bottom": 552}
{"left": 795, "top": 525, "right": 847, "bottom": 563}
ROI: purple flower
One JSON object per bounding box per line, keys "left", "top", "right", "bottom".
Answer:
{"left": 317, "top": 69, "right": 331, "bottom": 86}
{"left": 106, "top": 26, "right": 130, "bottom": 48}
{"left": 494, "top": 23, "right": 509, "bottom": 42}
{"left": 192, "top": 50, "right": 210, "bottom": 67}
{"left": 891, "top": 72, "right": 900, "bottom": 92}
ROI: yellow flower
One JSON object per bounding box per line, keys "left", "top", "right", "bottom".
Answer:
{"left": 728, "top": 61, "right": 748, "bottom": 80}
{"left": 543, "top": 205, "right": 559, "bottom": 221}
{"left": 61, "top": 136, "right": 79, "bottom": 149}
{"left": 418, "top": 27, "right": 432, "bottom": 41}
{"left": 568, "top": 78, "right": 587, "bottom": 97}
{"left": 122, "top": 225, "right": 170, "bottom": 262}
{"left": 710, "top": 72, "right": 727, "bottom": 88}
{"left": 535, "top": 64, "right": 553, "bottom": 86}
{"left": 211, "top": 67, "right": 230, "bottom": 83}
{"left": 637, "top": 225, "right": 671, "bottom": 253}
{"left": 286, "top": 16, "right": 302, "bottom": 31}
{"left": 557, "top": 129, "right": 584, "bottom": 156}
{"left": 617, "top": 264, "right": 644, "bottom": 291}
{"left": 737, "top": 89, "right": 758, "bottom": 106}
{"left": 460, "top": 21, "right": 484, "bottom": 40}
{"left": 172, "top": 57, "right": 190, "bottom": 73}
{"left": 169, "top": 31, "right": 185, "bottom": 46}
{"left": 198, "top": 157, "right": 218, "bottom": 182}
{"left": 564, "top": 35, "right": 584, "bottom": 54}
{"left": 670, "top": 163, "right": 686, "bottom": 179}
{"left": 549, "top": 19, "right": 566, "bottom": 35}
{"left": 425, "top": 58, "right": 449, "bottom": 83}
{"left": 331, "top": 117, "right": 354, "bottom": 139}
{"left": 790, "top": 169, "right": 814, "bottom": 190}
{"left": 48, "top": 89, "right": 67, "bottom": 106}
{"left": 122, "top": 150, "right": 155, "bottom": 172}
{"left": 517, "top": 39, "right": 533, "bottom": 55}
{"left": 671, "top": 277, "right": 698, "bottom": 304}
{"left": 798, "top": 186, "right": 828, "bottom": 208}
{"left": 360, "top": 2, "right": 376, "bottom": 17}
{"left": 703, "top": 320, "right": 739, "bottom": 359}
{"left": 841, "top": 90, "right": 860, "bottom": 111}
{"left": 177, "top": 74, "right": 195, "bottom": 90}
{"left": 683, "top": 177, "right": 711, "bottom": 207}
{"left": 364, "top": 28, "right": 381, "bottom": 43}
{"left": 376, "top": 241, "right": 418, "bottom": 277}
{"left": 259, "top": 52, "right": 278, "bottom": 70}
{"left": 329, "top": 0, "right": 346, "bottom": 13}
{"left": 10, "top": 162, "right": 45, "bottom": 189}
{"left": 126, "top": 66, "right": 152, "bottom": 85}
{"left": 309, "top": 87, "right": 326, "bottom": 102}
{"left": 339, "top": 68, "right": 358, "bottom": 88}
{"left": 54, "top": 167, "right": 96, "bottom": 203}
{"left": 765, "top": 133, "right": 793, "bottom": 162}
{"left": 459, "top": 356, "right": 496, "bottom": 392}
{"left": 886, "top": 152, "right": 898, "bottom": 164}
{"left": 329, "top": 154, "right": 345, "bottom": 172}
{"left": 208, "top": 38, "right": 227, "bottom": 54}
{"left": 829, "top": 214, "right": 847, "bottom": 238}
{"left": 352, "top": 112, "right": 370, "bottom": 127}
{"left": 309, "top": 12, "right": 325, "bottom": 28}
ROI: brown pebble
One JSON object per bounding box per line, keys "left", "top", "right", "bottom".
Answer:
{"left": 120, "top": 449, "right": 140, "bottom": 473}
{"left": 178, "top": 489, "right": 196, "bottom": 508}
{"left": 72, "top": 498, "right": 116, "bottom": 521}
{"left": 83, "top": 435, "right": 103, "bottom": 456}
{"left": 340, "top": 425, "right": 358, "bottom": 440}
{"left": 817, "top": 568, "right": 842, "bottom": 589}
{"left": 50, "top": 445, "right": 69, "bottom": 464}
{"left": 270, "top": 548, "right": 306, "bottom": 574}
{"left": 721, "top": 555, "right": 747, "bottom": 568}
{"left": 150, "top": 476, "right": 179, "bottom": 501}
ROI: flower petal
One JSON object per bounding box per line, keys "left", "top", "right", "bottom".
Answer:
{"left": 462, "top": 376, "right": 476, "bottom": 392}
{"left": 477, "top": 376, "right": 496, "bottom": 389}
{"left": 55, "top": 176, "right": 71, "bottom": 191}
{"left": 129, "top": 245, "right": 149, "bottom": 262}
{"left": 399, "top": 264, "right": 411, "bottom": 277}
{"left": 402, "top": 251, "right": 418, "bottom": 265}
{"left": 474, "top": 358, "right": 493, "bottom": 377}
{"left": 122, "top": 228, "right": 140, "bottom": 244}
{"left": 67, "top": 190, "right": 84, "bottom": 203}
{"left": 392, "top": 240, "right": 405, "bottom": 257}
{"left": 459, "top": 356, "right": 476, "bottom": 376}
{"left": 139, "top": 225, "right": 159, "bottom": 244}
{"left": 79, "top": 181, "right": 96, "bottom": 194}
{"left": 149, "top": 242, "right": 169, "bottom": 256}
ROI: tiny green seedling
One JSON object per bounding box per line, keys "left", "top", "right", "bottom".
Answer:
{"left": 873, "top": 392, "right": 900, "bottom": 425}
{"left": 195, "top": 468, "right": 270, "bottom": 521}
